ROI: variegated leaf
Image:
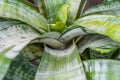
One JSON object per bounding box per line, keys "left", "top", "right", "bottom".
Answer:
{"left": 83, "top": 60, "right": 120, "bottom": 80}
{"left": 0, "top": 21, "right": 40, "bottom": 80}
{"left": 83, "top": 0, "right": 120, "bottom": 16}
{"left": 0, "top": 0, "right": 47, "bottom": 33}
{"left": 3, "top": 54, "right": 37, "bottom": 80}
{"left": 74, "top": 15, "right": 120, "bottom": 42}
{"left": 35, "top": 44, "right": 87, "bottom": 80}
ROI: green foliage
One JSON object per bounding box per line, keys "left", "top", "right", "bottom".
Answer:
{"left": 0, "top": 0, "right": 120, "bottom": 80}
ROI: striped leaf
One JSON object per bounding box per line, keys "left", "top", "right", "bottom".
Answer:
{"left": 77, "top": 34, "right": 119, "bottom": 59}
{"left": 41, "top": 32, "right": 61, "bottom": 39}
{"left": 32, "top": 0, "right": 45, "bottom": 15}
{"left": 83, "top": 0, "right": 120, "bottom": 16}
{"left": 40, "top": 0, "right": 87, "bottom": 24}
{"left": 83, "top": 60, "right": 120, "bottom": 80}
{"left": 0, "top": 21, "right": 39, "bottom": 79}
{"left": 31, "top": 37, "right": 65, "bottom": 49}
{"left": 21, "top": 44, "right": 43, "bottom": 60}
{"left": 0, "top": 0, "right": 47, "bottom": 33}
{"left": 59, "top": 26, "right": 88, "bottom": 43}
{"left": 3, "top": 54, "right": 37, "bottom": 80}
{"left": 66, "top": 0, "right": 86, "bottom": 24}
{"left": 50, "top": 3, "right": 70, "bottom": 32}
{"left": 94, "top": 10, "right": 120, "bottom": 16}
{"left": 78, "top": 0, "right": 87, "bottom": 17}
{"left": 35, "top": 44, "right": 87, "bottom": 80}
{"left": 40, "top": 0, "right": 66, "bottom": 23}
{"left": 31, "top": 32, "right": 65, "bottom": 49}
{"left": 74, "top": 15, "right": 120, "bottom": 42}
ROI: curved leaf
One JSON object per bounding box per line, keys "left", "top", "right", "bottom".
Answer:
{"left": 0, "top": 21, "right": 39, "bottom": 79}
{"left": 59, "top": 27, "right": 87, "bottom": 43}
{"left": 30, "top": 32, "right": 65, "bottom": 48}
{"left": 40, "top": 0, "right": 86, "bottom": 24}
{"left": 94, "top": 10, "right": 120, "bottom": 16}
{"left": 35, "top": 44, "right": 87, "bottom": 80}
{"left": 83, "top": 1, "right": 120, "bottom": 16}
{"left": 77, "top": 0, "right": 87, "bottom": 17}
{"left": 21, "top": 44, "right": 43, "bottom": 60}
{"left": 3, "top": 54, "right": 37, "bottom": 80}
{"left": 40, "top": 0, "right": 66, "bottom": 23}
{"left": 41, "top": 32, "right": 61, "bottom": 39}
{"left": 67, "top": 0, "right": 86, "bottom": 24}
{"left": 78, "top": 34, "right": 119, "bottom": 53}
{"left": 31, "top": 37, "right": 65, "bottom": 49}
{"left": 74, "top": 15, "right": 120, "bottom": 42}
{"left": 83, "top": 60, "right": 120, "bottom": 80}
{"left": 78, "top": 34, "right": 119, "bottom": 59}
{"left": 0, "top": 0, "right": 47, "bottom": 33}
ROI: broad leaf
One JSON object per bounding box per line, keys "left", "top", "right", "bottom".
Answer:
{"left": 67, "top": 0, "right": 86, "bottom": 24}
{"left": 0, "top": 0, "right": 47, "bottom": 33}
{"left": 94, "top": 10, "right": 120, "bottom": 16}
{"left": 0, "top": 21, "right": 39, "bottom": 79}
{"left": 49, "top": 3, "right": 70, "bottom": 32}
{"left": 21, "top": 44, "right": 43, "bottom": 60}
{"left": 56, "top": 3, "right": 70, "bottom": 24}
{"left": 83, "top": 1, "right": 120, "bottom": 16}
{"left": 78, "top": 34, "right": 119, "bottom": 59}
{"left": 35, "top": 44, "right": 87, "bottom": 80}
{"left": 74, "top": 15, "right": 120, "bottom": 42}
{"left": 79, "top": 0, "right": 87, "bottom": 16}
{"left": 41, "top": 32, "right": 61, "bottom": 39}
{"left": 83, "top": 60, "right": 120, "bottom": 80}
{"left": 31, "top": 32, "right": 65, "bottom": 48}
{"left": 40, "top": 0, "right": 87, "bottom": 25}
{"left": 3, "top": 54, "right": 37, "bottom": 80}
{"left": 59, "top": 26, "right": 88, "bottom": 43}
{"left": 40, "top": 0, "right": 66, "bottom": 23}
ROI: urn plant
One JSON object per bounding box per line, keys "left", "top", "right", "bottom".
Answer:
{"left": 0, "top": 0, "right": 120, "bottom": 80}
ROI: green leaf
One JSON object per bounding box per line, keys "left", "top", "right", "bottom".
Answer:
{"left": 41, "top": 0, "right": 86, "bottom": 24}
{"left": 50, "top": 21, "right": 67, "bottom": 32}
{"left": 30, "top": 31, "right": 65, "bottom": 48}
{"left": 3, "top": 54, "right": 37, "bottom": 80}
{"left": 67, "top": 0, "right": 85, "bottom": 24}
{"left": 78, "top": 0, "right": 87, "bottom": 17}
{"left": 21, "top": 44, "right": 43, "bottom": 60}
{"left": 33, "top": 0, "right": 45, "bottom": 15}
{"left": 41, "top": 32, "right": 61, "bottom": 39}
{"left": 78, "top": 34, "right": 119, "bottom": 53}
{"left": 83, "top": 60, "right": 120, "bottom": 80}
{"left": 56, "top": 3, "right": 70, "bottom": 24}
{"left": 94, "top": 10, "right": 120, "bottom": 16}
{"left": 40, "top": 0, "right": 66, "bottom": 23}
{"left": 0, "top": 0, "right": 47, "bottom": 33}
{"left": 74, "top": 15, "right": 120, "bottom": 43}
{"left": 59, "top": 26, "right": 88, "bottom": 43}
{"left": 31, "top": 37, "right": 65, "bottom": 49}
{"left": 78, "top": 34, "right": 120, "bottom": 59}
{"left": 50, "top": 3, "right": 70, "bottom": 32}
{"left": 88, "top": 45, "right": 119, "bottom": 59}
{"left": 83, "top": 1, "right": 120, "bottom": 16}
{"left": 0, "top": 21, "right": 39, "bottom": 79}
{"left": 35, "top": 43, "right": 87, "bottom": 80}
